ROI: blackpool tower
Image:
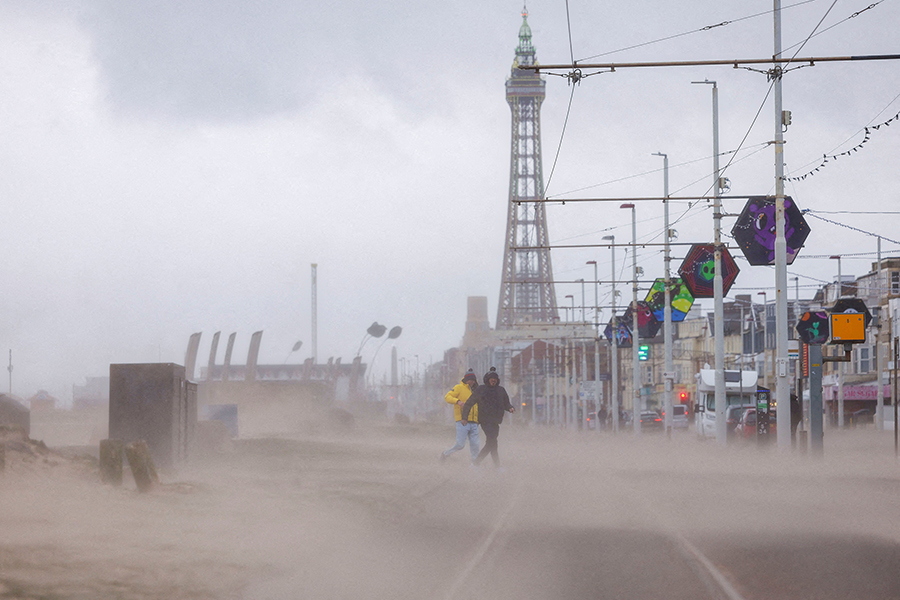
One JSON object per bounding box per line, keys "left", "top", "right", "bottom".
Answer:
{"left": 496, "top": 8, "right": 558, "bottom": 330}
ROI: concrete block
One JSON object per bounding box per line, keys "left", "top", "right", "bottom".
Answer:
{"left": 124, "top": 440, "right": 159, "bottom": 493}
{"left": 99, "top": 439, "right": 124, "bottom": 485}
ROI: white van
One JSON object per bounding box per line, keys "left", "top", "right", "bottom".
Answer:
{"left": 694, "top": 368, "right": 759, "bottom": 438}
{"left": 670, "top": 404, "right": 689, "bottom": 429}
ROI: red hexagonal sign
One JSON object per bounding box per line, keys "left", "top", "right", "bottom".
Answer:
{"left": 623, "top": 301, "right": 661, "bottom": 339}
{"left": 677, "top": 244, "right": 740, "bottom": 299}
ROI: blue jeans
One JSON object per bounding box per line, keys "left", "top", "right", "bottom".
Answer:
{"left": 443, "top": 422, "right": 480, "bottom": 462}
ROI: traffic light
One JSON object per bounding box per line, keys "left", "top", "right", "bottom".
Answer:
{"left": 638, "top": 344, "right": 650, "bottom": 361}
{"left": 678, "top": 390, "right": 689, "bottom": 403}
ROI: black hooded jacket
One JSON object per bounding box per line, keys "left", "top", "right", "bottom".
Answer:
{"left": 462, "top": 379, "right": 512, "bottom": 425}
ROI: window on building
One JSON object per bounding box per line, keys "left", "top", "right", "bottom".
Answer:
{"left": 892, "top": 271, "right": 900, "bottom": 295}
{"left": 858, "top": 347, "right": 870, "bottom": 373}
{"left": 675, "top": 364, "right": 683, "bottom": 384}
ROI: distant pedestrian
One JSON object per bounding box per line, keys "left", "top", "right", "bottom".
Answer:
{"left": 440, "top": 370, "right": 480, "bottom": 463}
{"left": 462, "top": 367, "right": 515, "bottom": 469}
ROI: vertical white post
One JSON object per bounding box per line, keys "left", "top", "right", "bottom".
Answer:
{"left": 773, "top": 0, "right": 792, "bottom": 449}
{"left": 712, "top": 79, "right": 727, "bottom": 446}
{"left": 693, "top": 79, "right": 726, "bottom": 444}
{"left": 836, "top": 256, "right": 844, "bottom": 428}
{"left": 627, "top": 204, "right": 641, "bottom": 436}
{"left": 877, "top": 236, "right": 884, "bottom": 430}
{"left": 654, "top": 152, "right": 674, "bottom": 435}
{"left": 311, "top": 263, "right": 318, "bottom": 365}
{"left": 605, "top": 235, "right": 619, "bottom": 433}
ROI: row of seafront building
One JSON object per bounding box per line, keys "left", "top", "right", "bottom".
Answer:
{"left": 441, "top": 258, "right": 900, "bottom": 425}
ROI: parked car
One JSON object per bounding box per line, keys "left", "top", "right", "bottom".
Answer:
{"left": 725, "top": 404, "right": 757, "bottom": 438}
{"left": 734, "top": 408, "right": 777, "bottom": 439}
{"left": 850, "top": 409, "right": 874, "bottom": 426}
{"left": 640, "top": 410, "right": 664, "bottom": 432}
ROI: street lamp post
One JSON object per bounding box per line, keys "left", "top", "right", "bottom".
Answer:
{"left": 284, "top": 340, "right": 303, "bottom": 364}
{"left": 621, "top": 203, "right": 641, "bottom": 436}
{"left": 758, "top": 291, "right": 768, "bottom": 389}
{"left": 564, "top": 294, "right": 575, "bottom": 428}
{"left": 602, "top": 235, "right": 619, "bottom": 433}
{"left": 579, "top": 279, "right": 586, "bottom": 324}
{"left": 653, "top": 151, "right": 675, "bottom": 436}
{"left": 587, "top": 260, "right": 601, "bottom": 433}
{"left": 693, "top": 78, "right": 726, "bottom": 445}
{"left": 831, "top": 255, "right": 844, "bottom": 427}
{"left": 370, "top": 326, "right": 402, "bottom": 386}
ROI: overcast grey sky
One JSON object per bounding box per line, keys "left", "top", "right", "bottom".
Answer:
{"left": 1, "top": 0, "right": 898, "bottom": 401}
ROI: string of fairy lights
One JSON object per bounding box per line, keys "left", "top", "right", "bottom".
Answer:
{"left": 785, "top": 108, "right": 900, "bottom": 181}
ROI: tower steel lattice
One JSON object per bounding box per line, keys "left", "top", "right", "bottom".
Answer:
{"left": 497, "top": 9, "right": 558, "bottom": 329}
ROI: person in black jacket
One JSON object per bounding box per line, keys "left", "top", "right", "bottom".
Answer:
{"left": 461, "top": 367, "right": 515, "bottom": 468}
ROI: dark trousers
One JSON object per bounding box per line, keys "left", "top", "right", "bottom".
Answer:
{"left": 474, "top": 422, "right": 501, "bottom": 466}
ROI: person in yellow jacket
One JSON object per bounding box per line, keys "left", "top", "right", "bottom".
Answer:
{"left": 440, "top": 370, "right": 480, "bottom": 463}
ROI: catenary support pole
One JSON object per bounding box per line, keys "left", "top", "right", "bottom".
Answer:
{"left": 694, "top": 79, "right": 726, "bottom": 445}
{"left": 606, "top": 235, "right": 619, "bottom": 434}
{"left": 654, "top": 152, "right": 674, "bottom": 436}
{"left": 773, "top": 1, "right": 792, "bottom": 450}
{"left": 626, "top": 204, "right": 641, "bottom": 436}
{"left": 877, "top": 237, "right": 884, "bottom": 430}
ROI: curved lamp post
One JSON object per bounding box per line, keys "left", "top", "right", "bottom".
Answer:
{"left": 284, "top": 340, "right": 303, "bottom": 364}
{"left": 357, "top": 322, "right": 387, "bottom": 356}
{"left": 370, "top": 326, "right": 402, "bottom": 385}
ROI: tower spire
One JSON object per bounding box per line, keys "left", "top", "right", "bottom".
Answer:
{"left": 497, "top": 9, "right": 558, "bottom": 329}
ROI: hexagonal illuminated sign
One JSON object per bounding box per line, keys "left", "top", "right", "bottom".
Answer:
{"left": 677, "top": 244, "right": 740, "bottom": 299}
{"left": 731, "top": 196, "right": 811, "bottom": 266}
{"left": 831, "top": 298, "right": 872, "bottom": 328}
{"left": 644, "top": 278, "right": 695, "bottom": 322}
{"left": 603, "top": 316, "right": 633, "bottom": 348}
{"left": 796, "top": 311, "right": 829, "bottom": 345}
{"left": 623, "top": 301, "right": 661, "bottom": 339}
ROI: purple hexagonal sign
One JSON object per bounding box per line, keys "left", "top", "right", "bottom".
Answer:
{"left": 731, "top": 195, "right": 811, "bottom": 266}
{"left": 603, "top": 316, "right": 633, "bottom": 348}
{"left": 677, "top": 244, "right": 740, "bottom": 299}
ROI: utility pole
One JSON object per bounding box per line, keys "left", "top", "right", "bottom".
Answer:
{"left": 604, "top": 235, "right": 619, "bottom": 433}
{"left": 311, "top": 263, "right": 318, "bottom": 364}
{"left": 654, "top": 152, "right": 675, "bottom": 436}
{"left": 693, "top": 79, "right": 726, "bottom": 444}
{"left": 587, "top": 260, "right": 602, "bottom": 434}
{"left": 877, "top": 236, "right": 884, "bottom": 430}
{"left": 832, "top": 255, "right": 844, "bottom": 428}
{"left": 773, "top": 1, "right": 792, "bottom": 449}
{"left": 623, "top": 203, "right": 641, "bottom": 436}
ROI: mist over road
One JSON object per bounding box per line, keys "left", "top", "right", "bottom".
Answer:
{"left": 2, "top": 421, "right": 900, "bottom": 599}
